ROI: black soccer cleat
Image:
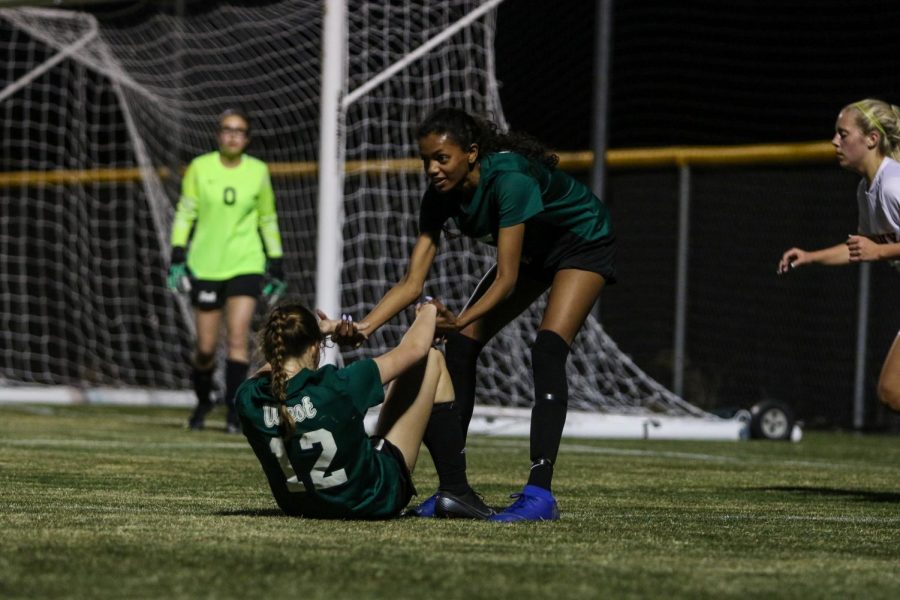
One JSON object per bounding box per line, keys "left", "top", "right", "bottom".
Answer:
{"left": 434, "top": 488, "right": 495, "bottom": 520}
{"left": 187, "top": 400, "right": 215, "bottom": 431}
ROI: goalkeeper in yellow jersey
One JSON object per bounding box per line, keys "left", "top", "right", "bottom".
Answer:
{"left": 167, "top": 109, "right": 286, "bottom": 433}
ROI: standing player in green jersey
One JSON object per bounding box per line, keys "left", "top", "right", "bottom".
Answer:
{"left": 237, "top": 301, "right": 474, "bottom": 519}
{"left": 167, "top": 109, "right": 286, "bottom": 433}
{"left": 338, "top": 108, "right": 616, "bottom": 522}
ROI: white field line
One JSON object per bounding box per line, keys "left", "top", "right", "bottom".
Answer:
{"left": 2, "top": 413, "right": 898, "bottom": 474}
{"left": 1, "top": 438, "right": 247, "bottom": 451}
{"left": 471, "top": 437, "right": 900, "bottom": 472}
{"left": 567, "top": 512, "right": 900, "bottom": 525}
{"left": 2, "top": 431, "right": 737, "bottom": 461}
{"left": 714, "top": 514, "right": 900, "bottom": 524}
{"left": 5, "top": 435, "right": 890, "bottom": 475}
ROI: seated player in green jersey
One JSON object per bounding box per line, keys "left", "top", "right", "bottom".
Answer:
{"left": 166, "top": 109, "right": 286, "bottom": 434}
{"left": 337, "top": 108, "right": 616, "bottom": 522}
{"left": 236, "top": 300, "right": 492, "bottom": 519}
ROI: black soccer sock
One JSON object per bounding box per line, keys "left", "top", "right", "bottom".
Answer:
{"left": 527, "top": 330, "right": 571, "bottom": 491}
{"left": 423, "top": 401, "right": 470, "bottom": 496}
{"left": 224, "top": 360, "right": 249, "bottom": 422}
{"left": 444, "top": 333, "right": 485, "bottom": 437}
{"left": 192, "top": 366, "right": 215, "bottom": 406}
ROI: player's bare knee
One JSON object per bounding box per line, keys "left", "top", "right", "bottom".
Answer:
{"left": 877, "top": 380, "right": 900, "bottom": 411}
{"left": 226, "top": 336, "right": 248, "bottom": 359}
{"left": 429, "top": 349, "right": 455, "bottom": 404}
{"left": 428, "top": 347, "right": 446, "bottom": 367}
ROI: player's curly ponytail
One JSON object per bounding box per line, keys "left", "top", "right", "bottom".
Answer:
{"left": 259, "top": 303, "right": 323, "bottom": 438}
{"left": 417, "top": 107, "right": 559, "bottom": 169}
{"left": 850, "top": 98, "right": 900, "bottom": 162}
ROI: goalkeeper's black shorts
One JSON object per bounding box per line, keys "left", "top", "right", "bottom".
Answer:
{"left": 190, "top": 274, "right": 264, "bottom": 310}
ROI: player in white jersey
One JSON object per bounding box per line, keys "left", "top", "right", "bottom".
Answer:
{"left": 855, "top": 156, "right": 900, "bottom": 254}
{"left": 778, "top": 98, "right": 900, "bottom": 412}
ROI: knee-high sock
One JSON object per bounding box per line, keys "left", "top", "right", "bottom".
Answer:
{"left": 423, "top": 401, "right": 469, "bottom": 495}
{"left": 224, "top": 360, "right": 249, "bottom": 420}
{"left": 444, "top": 333, "right": 485, "bottom": 437}
{"left": 527, "top": 330, "right": 571, "bottom": 491}
{"left": 192, "top": 366, "right": 214, "bottom": 406}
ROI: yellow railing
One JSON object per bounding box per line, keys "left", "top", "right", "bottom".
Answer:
{"left": 0, "top": 141, "right": 835, "bottom": 187}
{"left": 581, "top": 140, "right": 833, "bottom": 169}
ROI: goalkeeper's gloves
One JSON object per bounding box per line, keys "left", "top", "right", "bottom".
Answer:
{"left": 166, "top": 246, "right": 192, "bottom": 294}
{"left": 262, "top": 257, "right": 287, "bottom": 302}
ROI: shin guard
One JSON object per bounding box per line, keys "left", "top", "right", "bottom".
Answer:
{"left": 444, "top": 333, "right": 485, "bottom": 437}
{"left": 424, "top": 401, "right": 469, "bottom": 495}
{"left": 527, "top": 330, "right": 571, "bottom": 490}
{"left": 224, "top": 360, "right": 249, "bottom": 424}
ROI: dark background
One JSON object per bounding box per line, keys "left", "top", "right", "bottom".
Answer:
{"left": 494, "top": 0, "right": 900, "bottom": 430}
{"left": 5, "top": 0, "right": 900, "bottom": 429}
{"left": 496, "top": 0, "right": 900, "bottom": 149}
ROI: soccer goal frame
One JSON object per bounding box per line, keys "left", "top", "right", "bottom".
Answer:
{"left": 315, "top": 0, "right": 508, "bottom": 365}
{"left": 0, "top": 0, "right": 761, "bottom": 440}
{"left": 313, "top": 0, "right": 752, "bottom": 441}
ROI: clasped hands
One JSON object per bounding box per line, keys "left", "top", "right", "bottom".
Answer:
{"left": 317, "top": 296, "right": 460, "bottom": 348}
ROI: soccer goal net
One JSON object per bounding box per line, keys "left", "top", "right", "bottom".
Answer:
{"left": 0, "top": 1, "right": 734, "bottom": 435}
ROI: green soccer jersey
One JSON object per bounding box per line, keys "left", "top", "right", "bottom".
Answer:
{"left": 419, "top": 151, "right": 612, "bottom": 256}
{"left": 171, "top": 151, "right": 283, "bottom": 280}
{"left": 236, "top": 359, "right": 408, "bottom": 519}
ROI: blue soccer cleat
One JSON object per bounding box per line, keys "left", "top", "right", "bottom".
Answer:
{"left": 489, "top": 485, "right": 560, "bottom": 522}
{"left": 403, "top": 492, "right": 438, "bottom": 518}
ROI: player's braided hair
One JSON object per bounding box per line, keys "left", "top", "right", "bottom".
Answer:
{"left": 416, "top": 107, "right": 559, "bottom": 169}
{"left": 849, "top": 98, "right": 900, "bottom": 161}
{"left": 259, "top": 303, "right": 322, "bottom": 438}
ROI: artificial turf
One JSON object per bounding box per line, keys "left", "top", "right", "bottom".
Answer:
{"left": 1, "top": 404, "right": 897, "bottom": 599}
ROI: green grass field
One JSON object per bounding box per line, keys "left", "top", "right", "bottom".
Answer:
{"left": 1, "top": 404, "right": 898, "bottom": 600}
